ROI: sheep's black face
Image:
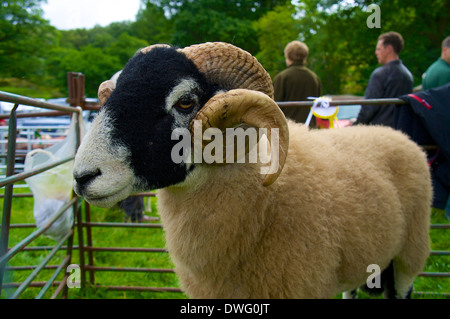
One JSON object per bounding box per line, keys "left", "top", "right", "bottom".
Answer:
{"left": 73, "top": 47, "right": 217, "bottom": 207}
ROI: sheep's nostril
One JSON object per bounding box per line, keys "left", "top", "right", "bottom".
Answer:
{"left": 75, "top": 169, "right": 102, "bottom": 190}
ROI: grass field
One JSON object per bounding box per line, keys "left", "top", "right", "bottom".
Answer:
{"left": 1, "top": 184, "right": 449, "bottom": 299}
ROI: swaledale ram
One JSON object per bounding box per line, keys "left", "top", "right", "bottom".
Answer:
{"left": 73, "top": 42, "right": 432, "bottom": 299}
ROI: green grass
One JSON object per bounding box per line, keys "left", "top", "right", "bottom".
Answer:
{"left": 1, "top": 184, "right": 449, "bottom": 299}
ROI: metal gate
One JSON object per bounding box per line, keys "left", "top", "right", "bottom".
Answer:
{"left": 0, "top": 91, "right": 81, "bottom": 298}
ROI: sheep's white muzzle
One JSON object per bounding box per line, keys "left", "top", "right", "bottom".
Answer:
{"left": 73, "top": 111, "right": 135, "bottom": 208}
{"left": 73, "top": 167, "right": 135, "bottom": 208}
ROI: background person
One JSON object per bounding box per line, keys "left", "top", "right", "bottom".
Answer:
{"left": 119, "top": 196, "right": 153, "bottom": 223}
{"left": 273, "top": 40, "right": 322, "bottom": 125}
{"left": 354, "top": 31, "right": 413, "bottom": 127}
{"left": 422, "top": 36, "right": 450, "bottom": 90}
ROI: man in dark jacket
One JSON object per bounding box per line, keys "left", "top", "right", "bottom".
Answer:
{"left": 273, "top": 40, "right": 322, "bottom": 125}
{"left": 355, "top": 31, "right": 413, "bottom": 127}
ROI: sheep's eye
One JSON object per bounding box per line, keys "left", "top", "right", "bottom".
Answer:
{"left": 175, "top": 99, "right": 194, "bottom": 110}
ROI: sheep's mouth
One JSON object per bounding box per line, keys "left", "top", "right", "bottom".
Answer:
{"left": 77, "top": 182, "right": 134, "bottom": 208}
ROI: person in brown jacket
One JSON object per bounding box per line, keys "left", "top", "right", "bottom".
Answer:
{"left": 273, "top": 40, "right": 322, "bottom": 125}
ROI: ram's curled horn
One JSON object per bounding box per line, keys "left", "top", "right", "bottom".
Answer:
{"left": 181, "top": 42, "right": 274, "bottom": 98}
{"left": 191, "top": 89, "right": 289, "bottom": 187}
{"left": 183, "top": 42, "right": 287, "bottom": 186}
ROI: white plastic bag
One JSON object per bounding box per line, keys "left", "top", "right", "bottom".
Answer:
{"left": 24, "top": 113, "right": 85, "bottom": 241}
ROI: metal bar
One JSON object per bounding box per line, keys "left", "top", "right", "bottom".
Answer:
{"left": 6, "top": 265, "right": 59, "bottom": 271}
{"left": 4, "top": 224, "right": 36, "bottom": 229}
{"left": 94, "top": 285, "right": 182, "bottom": 293}
{"left": 52, "top": 275, "right": 69, "bottom": 299}
{"left": 9, "top": 229, "right": 73, "bottom": 299}
{"left": 429, "top": 251, "right": 450, "bottom": 256}
{"left": 0, "top": 194, "right": 34, "bottom": 198}
{"left": 63, "top": 195, "right": 81, "bottom": 299}
{"left": 10, "top": 242, "right": 447, "bottom": 256}
{"left": 0, "top": 197, "right": 77, "bottom": 268}
{"left": 0, "top": 155, "right": 74, "bottom": 188}
{"left": 84, "top": 202, "right": 95, "bottom": 284}
{"left": 76, "top": 199, "right": 86, "bottom": 288}
{"left": 83, "top": 247, "right": 168, "bottom": 253}
{"left": 7, "top": 245, "right": 77, "bottom": 251}
{"left": 82, "top": 104, "right": 100, "bottom": 111}
{"left": 82, "top": 222, "right": 163, "bottom": 229}
{"left": 419, "top": 272, "right": 450, "bottom": 277}
{"left": 0, "top": 111, "right": 71, "bottom": 120}
{"left": 430, "top": 224, "right": 450, "bottom": 229}
{"left": 3, "top": 281, "right": 62, "bottom": 288}
{"left": 85, "top": 266, "right": 175, "bottom": 273}
{"left": 73, "top": 106, "right": 81, "bottom": 152}
{"left": 277, "top": 98, "right": 408, "bottom": 108}
{"left": 0, "top": 91, "right": 81, "bottom": 114}
{"left": 62, "top": 195, "right": 79, "bottom": 299}
{"left": 414, "top": 291, "right": 450, "bottom": 298}
{"left": 35, "top": 254, "right": 71, "bottom": 299}
{"left": 67, "top": 72, "right": 86, "bottom": 107}
{"left": 6, "top": 221, "right": 444, "bottom": 231}
{"left": 0, "top": 153, "right": 26, "bottom": 158}
{"left": 0, "top": 104, "right": 19, "bottom": 297}
{"left": 0, "top": 192, "right": 154, "bottom": 199}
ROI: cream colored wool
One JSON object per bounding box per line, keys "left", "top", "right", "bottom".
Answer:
{"left": 157, "top": 122, "right": 431, "bottom": 299}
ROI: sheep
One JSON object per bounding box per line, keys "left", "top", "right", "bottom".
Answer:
{"left": 73, "top": 42, "right": 432, "bottom": 299}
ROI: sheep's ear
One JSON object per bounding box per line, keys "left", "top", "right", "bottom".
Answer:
{"left": 98, "top": 80, "right": 115, "bottom": 106}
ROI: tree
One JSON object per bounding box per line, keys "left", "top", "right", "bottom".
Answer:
{"left": 131, "top": 1, "right": 173, "bottom": 44}
{"left": 46, "top": 32, "right": 149, "bottom": 96}
{"left": 152, "top": 0, "right": 290, "bottom": 53}
{"left": 59, "top": 29, "right": 91, "bottom": 50}
{"left": 158, "top": 0, "right": 290, "bottom": 20}
{"left": 104, "top": 21, "right": 135, "bottom": 39}
{"left": 171, "top": 1, "right": 258, "bottom": 52}
{"left": 107, "top": 32, "right": 149, "bottom": 66}
{"left": 253, "top": 4, "right": 300, "bottom": 77}
{"left": 0, "top": 0, "right": 57, "bottom": 79}
{"left": 46, "top": 46, "right": 121, "bottom": 97}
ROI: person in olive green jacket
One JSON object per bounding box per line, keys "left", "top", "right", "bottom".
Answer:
{"left": 273, "top": 40, "right": 322, "bottom": 125}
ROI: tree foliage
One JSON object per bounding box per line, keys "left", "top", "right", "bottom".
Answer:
{"left": 157, "top": 0, "right": 290, "bottom": 20}
{"left": 0, "top": 0, "right": 449, "bottom": 97}
{"left": 165, "top": 0, "right": 290, "bottom": 53}
{"left": 253, "top": 4, "right": 299, "bottom": 78}
{"left": 0, "top": 0, "right": 57, "bottom": 79}
{"left": 131, "top": 1, "right": 173, "bottom": 44}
